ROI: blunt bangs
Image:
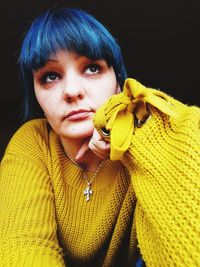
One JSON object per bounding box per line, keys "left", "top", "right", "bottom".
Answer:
{"left": 20, "top": 8, "right": 124, "bottom": 76}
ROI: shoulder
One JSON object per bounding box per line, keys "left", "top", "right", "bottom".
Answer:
{"left": 3, "top": 118, "right": 52, "bottom": 160}
{"left": 16, "top": 118, "right": 50, "bottom": 136}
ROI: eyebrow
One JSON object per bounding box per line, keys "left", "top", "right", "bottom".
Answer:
{"left": 46, "top": 59, "right": 59, "bottom": 63}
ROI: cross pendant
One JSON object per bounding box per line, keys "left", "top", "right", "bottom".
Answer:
{"left": 83, "top": 184, "right": 93, "bottom": 202}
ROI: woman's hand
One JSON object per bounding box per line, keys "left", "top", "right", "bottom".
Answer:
{"left": 75, "top": 128, "right": 110, "bottom": 160}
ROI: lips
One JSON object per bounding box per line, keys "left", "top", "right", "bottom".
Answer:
{"left": 65, "top": 109, "right": 93, "bottom": 121}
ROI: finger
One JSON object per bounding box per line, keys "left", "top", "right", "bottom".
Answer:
{"left": 92, "top": 128, "right": 103, "bottom": 142}
{"left": 89, "top": 138, "right": 110, "bottom": 151}
{"left": 89, "top": 147, "right": 109, "bottom": 159}
{"left": 89, "top": 138, "right": 110, "bottom": 159}
{"left": 89, "top": 129, "right": 110, "bottom": 150}
{"left": 75, "top": 138, "right": 90, "bottom": 161}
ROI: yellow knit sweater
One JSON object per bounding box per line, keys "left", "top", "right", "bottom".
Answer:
{"left": 0, "top": 78, "right": 200, "bottom": 266}
{"left": 0, "top": 119, "right": 136, "bottom": 267}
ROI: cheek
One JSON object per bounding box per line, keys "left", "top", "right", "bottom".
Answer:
{"left": 35, "top": 90, "right": 56, "bottom": 114}
{"left": 97, "top": 80, "right": 118, "bottom": 101}
{"left": 34, "top": 89, "right": 45, "bottom": 109}
{"left": 36, "top": 96, "right": 49, "bottom": 113}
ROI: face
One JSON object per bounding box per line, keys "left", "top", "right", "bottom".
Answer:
{"left": 33, "top": 50, "right": 120, "bottom": 142}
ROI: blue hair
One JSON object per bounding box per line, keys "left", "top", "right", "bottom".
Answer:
{"left": 19, "top": 7, "right": 127, "bottom": 121}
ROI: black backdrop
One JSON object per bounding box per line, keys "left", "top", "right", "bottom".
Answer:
{"left": 0, "top": 0, "right": 199, "bottom": 130}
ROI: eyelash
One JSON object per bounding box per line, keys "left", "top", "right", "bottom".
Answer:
{"left": 40, "top": 72, "right": 61, "bottom": 84}
{"left": 39, "top": 63, "right": 102, "bottom": 84}
{"left": 84, "top": 64, "right": 101, "bottom": 74}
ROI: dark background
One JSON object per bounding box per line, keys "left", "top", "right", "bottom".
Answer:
{"left": 0, "top": 0, "right": 199, "bottom": 158}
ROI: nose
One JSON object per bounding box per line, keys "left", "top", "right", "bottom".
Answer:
{"left": 62, "top": 76, "right": 85, "bottom": 103}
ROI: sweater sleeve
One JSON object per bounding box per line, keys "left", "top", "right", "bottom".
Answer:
{"left": 0, "top": 120, "right": 65, "bottom": 266}
{"left": 94, "top": 78, "right": 200, "bottom": 266}
{"left": 122, "top": 101, "right": 200, "bottom": 266}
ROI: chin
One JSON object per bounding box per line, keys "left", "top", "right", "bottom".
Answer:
{"left": 74, "top": 129, "right": 93, "bottom": 138}
{"left": 62, "top": 124, "right": 94, "bottom": 140}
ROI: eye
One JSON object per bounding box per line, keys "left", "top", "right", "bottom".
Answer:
{"left": 85, "top": 64, "right": 101, "bottom": 75}
{"left": 40, "top": 72, "right": 61, "bottom": 84}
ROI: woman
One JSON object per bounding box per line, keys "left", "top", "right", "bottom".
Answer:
{"left": 0, "top": 6, "right": 199, "bottom": 267}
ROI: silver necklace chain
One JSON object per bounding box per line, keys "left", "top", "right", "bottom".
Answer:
{"left": 65, "top": 152, "right": 105, "bottom": 202}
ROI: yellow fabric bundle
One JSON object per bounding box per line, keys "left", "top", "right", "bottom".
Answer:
{"left": 94, "top": 78, "right": 176, "bottom": 160}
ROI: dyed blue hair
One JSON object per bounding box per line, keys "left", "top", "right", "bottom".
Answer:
{"left": 19, "top": 7, "right": 127, "bottom": 121}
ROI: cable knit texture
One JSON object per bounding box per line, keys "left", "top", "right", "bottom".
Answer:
{"left": 0, "top": 78, "right": 200, "bottom": 266}
{"left": 94, "top": 78, "right": 200, "bottom": 266}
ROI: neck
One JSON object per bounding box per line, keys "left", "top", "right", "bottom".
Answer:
{"left": 60, "top": 136, "right": 104, "bottom": 172}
